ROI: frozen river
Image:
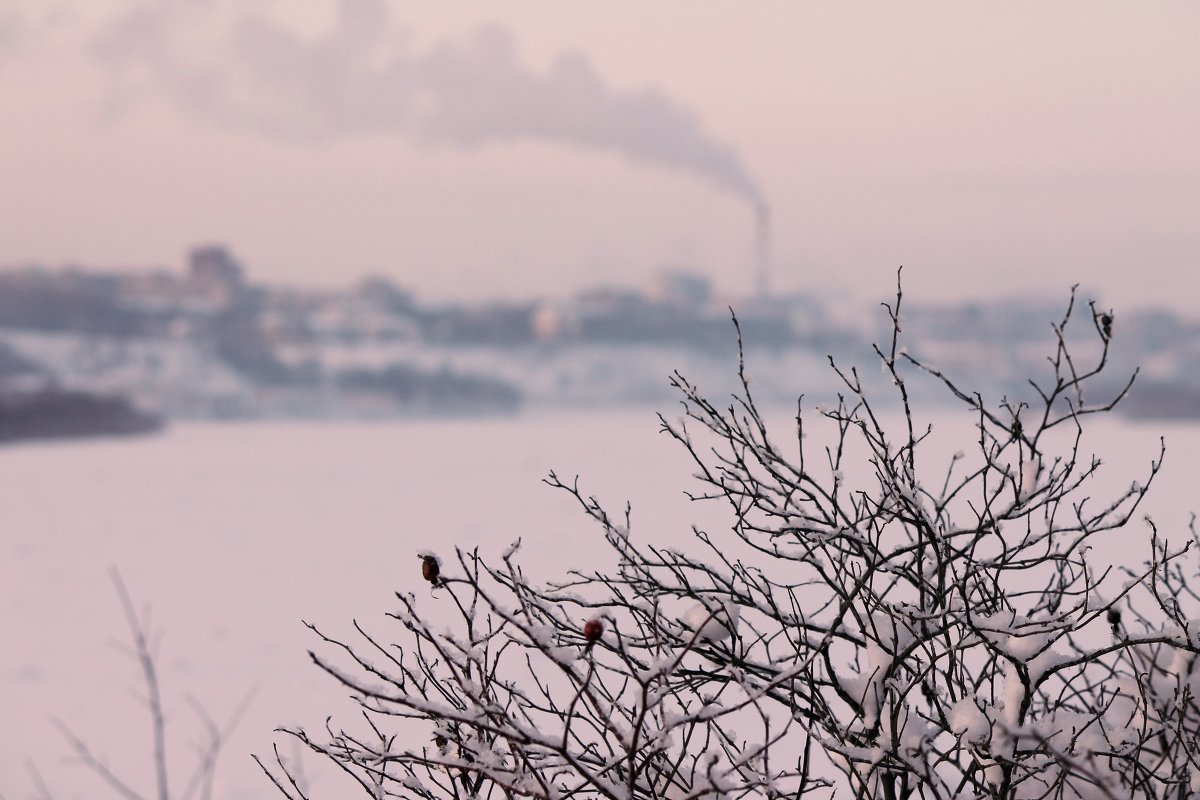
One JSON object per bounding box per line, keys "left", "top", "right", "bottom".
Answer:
{"left": 1, "top": 405, "right": 1195, "bottom": 798}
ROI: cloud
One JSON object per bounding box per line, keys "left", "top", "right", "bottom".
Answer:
{"left": 92, "top": 0, "right": 764, "bottom": 209}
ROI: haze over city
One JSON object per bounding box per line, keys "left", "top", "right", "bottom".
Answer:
{"left": 2, "top": 1, "right": 1197, "bottom": 309}
{"left": 8, "top": 4, "right": 1200, "bottom": 799}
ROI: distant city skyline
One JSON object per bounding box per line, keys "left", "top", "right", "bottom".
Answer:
{"left": 1, "top": 1, "right": 1197, "bottom": 311}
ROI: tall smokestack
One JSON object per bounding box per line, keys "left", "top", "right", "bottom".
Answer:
{"left": 754, "top": 203, "right": 771, "bottom": 302}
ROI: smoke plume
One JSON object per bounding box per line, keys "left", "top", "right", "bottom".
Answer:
{"left": 93, "top": 0, "right": 764, "bottom": 210}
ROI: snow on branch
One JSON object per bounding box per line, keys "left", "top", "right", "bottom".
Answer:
{"left": 262, "top": 275, "right": 1200, "bottom": 799}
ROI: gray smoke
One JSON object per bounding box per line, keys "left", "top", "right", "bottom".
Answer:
{"left": 93, "top": 0, "right": 765, "bottom": 210}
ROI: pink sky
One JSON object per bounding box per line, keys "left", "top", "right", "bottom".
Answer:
{"left": 1, "top": 1, "right": 1197, "bottom": 310}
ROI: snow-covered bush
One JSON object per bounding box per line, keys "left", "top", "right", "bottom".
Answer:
{"left": 259, "top": 278, "right": 1200, "bottom": 799}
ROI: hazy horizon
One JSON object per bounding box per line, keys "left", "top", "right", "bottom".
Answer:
{"left": 6, "top": 7, "right": 1200, "bottom": 797}
{"left": 1, "top": 1, "right": 1197, "bottom": 310}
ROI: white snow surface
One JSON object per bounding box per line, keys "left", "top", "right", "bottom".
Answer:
{"left": 0, "top": 408, "right": 1194, "bottom": 798}
{"left": 0, "top": 411, "right": 702, "bottom": 798}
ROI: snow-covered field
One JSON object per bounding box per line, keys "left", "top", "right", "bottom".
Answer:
{"left": 0, "top": 407, "right": 1192, "bottom": 798}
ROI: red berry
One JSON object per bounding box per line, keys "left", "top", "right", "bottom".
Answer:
{"left": 584, "top": 618, "right": 603, "bottom": 642}
{"left": 421, "top": 555, "right": 440, "bottom": 583}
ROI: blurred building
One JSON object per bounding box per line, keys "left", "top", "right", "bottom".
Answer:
{"left": 186, "top": 245, "right": 245, "bottom": 312}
